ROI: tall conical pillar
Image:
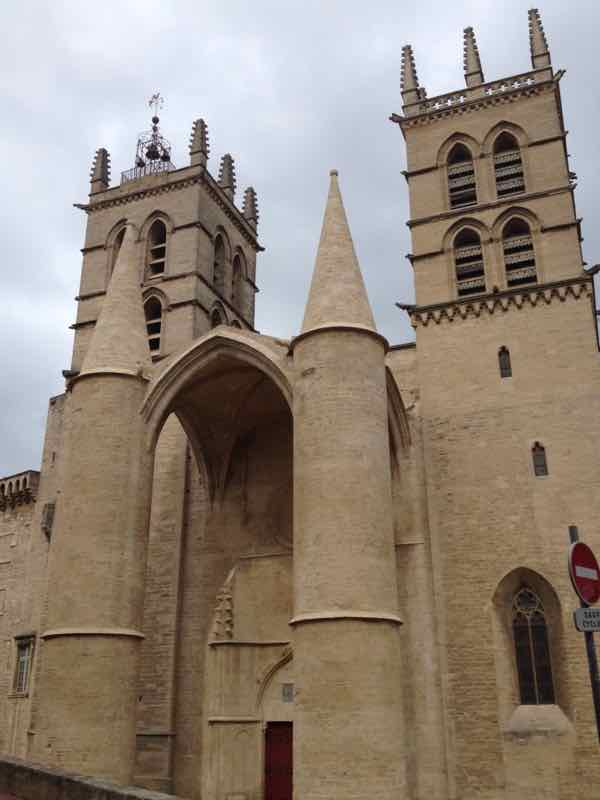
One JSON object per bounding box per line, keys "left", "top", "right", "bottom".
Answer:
{"left": 32, "top": 225, "right": 155, "bottom": 784}
{"left": 291, "top": 171, "right": 405, "bottom": 799}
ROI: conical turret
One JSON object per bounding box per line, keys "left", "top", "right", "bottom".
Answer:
{"left": 301, "top": 170, "right": 376, "bottom": 335}
{"left": 189, "top": 118, "right": 209, "bottom": 167}
{"left": 401, "top": 44, "right": 426, "bottom": 106}
{"left": 529, "top": 8, "right": 551, "bottom": 69}
{"left": 218, "top": 153, "right": 237, "bottom": 199}
{"left": 242, "top": 186, "right": 259, "bottom": 229}
{"left": 463, "top": 26, "right": 484, "bottom": 86}
{"left": 90, "top": 148, "right": 110, "bottom": 194}
{"left": 80, "top": 224, "right": 151, "bottom": 377}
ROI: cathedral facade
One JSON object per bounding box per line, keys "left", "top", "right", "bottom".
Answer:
{"left": 1, "top": 9, "right": 600, "bottom": 800}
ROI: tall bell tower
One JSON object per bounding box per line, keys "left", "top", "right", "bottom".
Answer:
{"left": 391, "top": 9, "right": 600, "bottom": 800}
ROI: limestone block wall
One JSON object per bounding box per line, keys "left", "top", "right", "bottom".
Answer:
{"left": 416, "top": 294, "right": 600, "bottom": 799}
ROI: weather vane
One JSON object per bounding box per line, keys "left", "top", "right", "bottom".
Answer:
{"left": 148, "top": 92, "right": 164, "bottom": 117}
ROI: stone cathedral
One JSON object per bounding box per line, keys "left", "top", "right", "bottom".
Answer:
{"left": 1, "top": 9, "right": 600, "bottom": 800}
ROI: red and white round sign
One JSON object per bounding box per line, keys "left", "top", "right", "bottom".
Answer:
{"left": 569, "top": 542, "right": 600, "bottom": 605}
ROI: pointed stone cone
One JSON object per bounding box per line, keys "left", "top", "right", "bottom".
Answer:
{"left": 218, "top": 153, "right": 237, "bottom": 199}
{"left": 90, "top": 148, "right": 110, "bottom": 194}
{"left": 463, "top": 26, "right": 485, "bottom": 86}
{"left": 529, "top": 8, "right": 551, "bottom": 69}
{"left": 80, "top": 224, "right": 151, "bottom": 377}
{"left": 301, "top": 170, "right": 376, "bottom": 335}
{"left": 189, "top": 118, "right": 209, "bottom": 167}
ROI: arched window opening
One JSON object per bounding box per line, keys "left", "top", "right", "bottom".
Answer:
{"left": 146, "top": 220, "right": 167, "bottom": 278}
{"left": 214, "top": 235, "right": 226, "bottom": 295}
{"left": 494, "top": 133, "right": 525, "bottom": 197}
{"left": 211, "top": 308, "right": 224, "bottom": 328}
{"left": 498, "top": 346, "right": 512, "bottom": 378}
{"left": 231, "top": 319, "right": 242, "bottom": 329}
{"left": 532, "top": 442, "right": 548, "bottom": 477}
{"left": 454, "top": 228, "right": 486, "bottom": 297}
{"left": 8, "top": 483, "right": 12, "bottom": 495}
{"left": 447, "top": 143, "right": 477, "bottom": 209}
{"left": 503, "top": 218, "right": 537, "bottom": 288}
{"left": 512, "top": 587, "right": 555, "bottom": 704}
{"left": 232, "top": 254, "right": 243, "bottom": 309}
{"left": 144, "top": 297, "right": 162, "bottom": 353}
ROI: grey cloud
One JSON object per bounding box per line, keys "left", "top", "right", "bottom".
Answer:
{"left": 1, "top": 0, "right": 599, "bottom": 474}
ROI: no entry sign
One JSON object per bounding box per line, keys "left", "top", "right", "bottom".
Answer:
{"left": 569, "top": 542, "right": 600, "bottom": 605}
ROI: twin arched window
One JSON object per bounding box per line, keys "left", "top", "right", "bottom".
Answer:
{"left": 454, "top": 228, "right": 486, "bottom": 296}
{"left": 453, "top": 216, "right": 537, "bottom": 297}
{"left": 447, "top": 133, "right": 525, "bottom": 210}
{"left": 512, "top": 586, "right": 555, "bottom": 705}
{"left": 144, "top": 297, "right": 163, "bottom": 353}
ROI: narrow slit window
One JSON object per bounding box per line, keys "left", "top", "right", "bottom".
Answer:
{"left": 454, "top": 228, "right": 486, "bottom": 297}
{"left": 499, "top": 346, "right": 512, "bottom": 378}
{"left": 503, "top": 218, "right": 537, "bottom": 288}
{"left": 14, "top": 637, "right": 34, "bottom": 694}
{"left": 146, "top": 220, "right": 167, "bottom": 277}
{"left": 494, "top": 133, "right": 525, "bottom": 197}
{"left": 144, "top": 297, "right": 162, "bottom": 353}
{"left": 447, "top": 144, "right": 477, "bottom": 209}
{"left": 532, "top": 442, "right": 548, "bottom": 477}
{"left": 512, "top": 587, "right": 555, "bottom": 705}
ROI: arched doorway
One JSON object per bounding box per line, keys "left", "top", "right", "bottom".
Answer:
{"left": 140, "top": 331, "right": 294, "bottom": 800}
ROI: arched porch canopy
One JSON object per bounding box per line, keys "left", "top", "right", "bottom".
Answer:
{"left": 141, "top": 328, "right": 293, "bottom": 501}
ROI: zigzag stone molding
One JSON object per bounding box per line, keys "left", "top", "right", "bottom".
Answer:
{"left": 405, "top": 277, "right": 593, "bottom": 327}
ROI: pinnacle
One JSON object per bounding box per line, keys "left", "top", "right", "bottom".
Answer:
{"left": 80, "top": 225, "right": 151, "bottom": 378}
{"left": 400, "top": 45, "right": 419, "bottom": 92}
{"left": 242, "top": 186, "right": 259, "bottom": 229}
{"left": 190, "top": 118, "right": 209, "bottom": 166}
{"left": 301, "top": 171, "right": 376, "bottom": 335}
{"left": 218, "top": 153, "right": 237, "bottom": 199}
{"left": 528, "top": 8, "right": 551, "bottom": 68}
{"left": 463, "top": 26, "right": 484, "bottom": 87}
{"left": 90, "top": 148, "right": 110, "bottom": 193}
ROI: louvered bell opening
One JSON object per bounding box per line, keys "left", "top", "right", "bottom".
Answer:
{"left": 494, "top": 133, "right": 525, "bottom": 197}
{"left": 455, "top": 240, "right": 485, "bottom": 297}
{"left": 503, "top": 222, "right": 537, "bottom": 287}
{"left": 447, "top": 144, "right": 477, "bottom": 209}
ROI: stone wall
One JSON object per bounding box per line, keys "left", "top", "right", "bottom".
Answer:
{"left": 0, "top": 755, "right": 183, "bottom": 800}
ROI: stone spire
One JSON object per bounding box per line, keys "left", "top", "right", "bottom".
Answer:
{"left": 189, "top": 118, "right": 209, "bottom": 167}
{"left": 301, "top": 170, "right": 376, "bottom": 335}
{"left": 401, "top": 44, "right": 426, "bottom": 106}
{"left": 218, "top": 153, "right": 236, "bottom": 199}
{"left": 242, "top": 186, "right": 259, "bottom": 229}
{"left": 90, "top": 148, "right": 110, "bottom": 194}
{"left": 80, "top": 224, "right": 151, "bottom": 377}
{"left": 528, "top": 8, "right": 551, "bottom": 69}
{"left": 463, "top": 26, "right": 485, "bottom": 87}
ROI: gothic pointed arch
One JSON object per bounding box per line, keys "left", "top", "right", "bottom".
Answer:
{"left": 213, "top": 227, "right": 232, "bottom": 296}
{"left": 482, "top": 120, "right": 529, "bottom": 155}
{"left": 232, "top": 248, "right": 247, "bottom": 310}
{"left": 105, "top": 218, "right": 135, "bottom": 280}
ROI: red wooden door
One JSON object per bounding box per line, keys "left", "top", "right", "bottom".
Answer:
{"left": 265, "top": 722, "right": 293, "bottom": 800}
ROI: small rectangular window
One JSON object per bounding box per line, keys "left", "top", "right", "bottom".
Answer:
{"left": 499, "top": 347, "right": 512, "bottom": 378}
{"left": 532, "top": 443, "right": 548, "bottom": 477}
{"left": 14, "top": 637, "right": 34, "bottom": 694}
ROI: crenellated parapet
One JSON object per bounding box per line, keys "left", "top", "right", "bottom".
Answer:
{"left": 0, "top": 470, "right": 39, "bottom": 512}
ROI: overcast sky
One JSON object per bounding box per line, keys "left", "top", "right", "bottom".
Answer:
{"left": 1, "top": 0, "right": 599, "bottom": 476}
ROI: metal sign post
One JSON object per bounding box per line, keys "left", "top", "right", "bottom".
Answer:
{"left": 569, "top": 525, "right": 600, "bottom": 743}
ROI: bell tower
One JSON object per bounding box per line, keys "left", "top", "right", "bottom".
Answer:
{"left": 72, "top": 97, "right": 262, "bottom": 374}
{"left": 391, "top": 10, "right": 600, "bottom": 800}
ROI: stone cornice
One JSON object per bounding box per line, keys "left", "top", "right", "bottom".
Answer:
{"left": 75, "top": 169, "right": 263, "bottom": 253}
{"left": 407, "top": 184, "right": 574, "bottom": 229}
{"left": 401, "top": 276, "right": 592, "bottom": 327}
